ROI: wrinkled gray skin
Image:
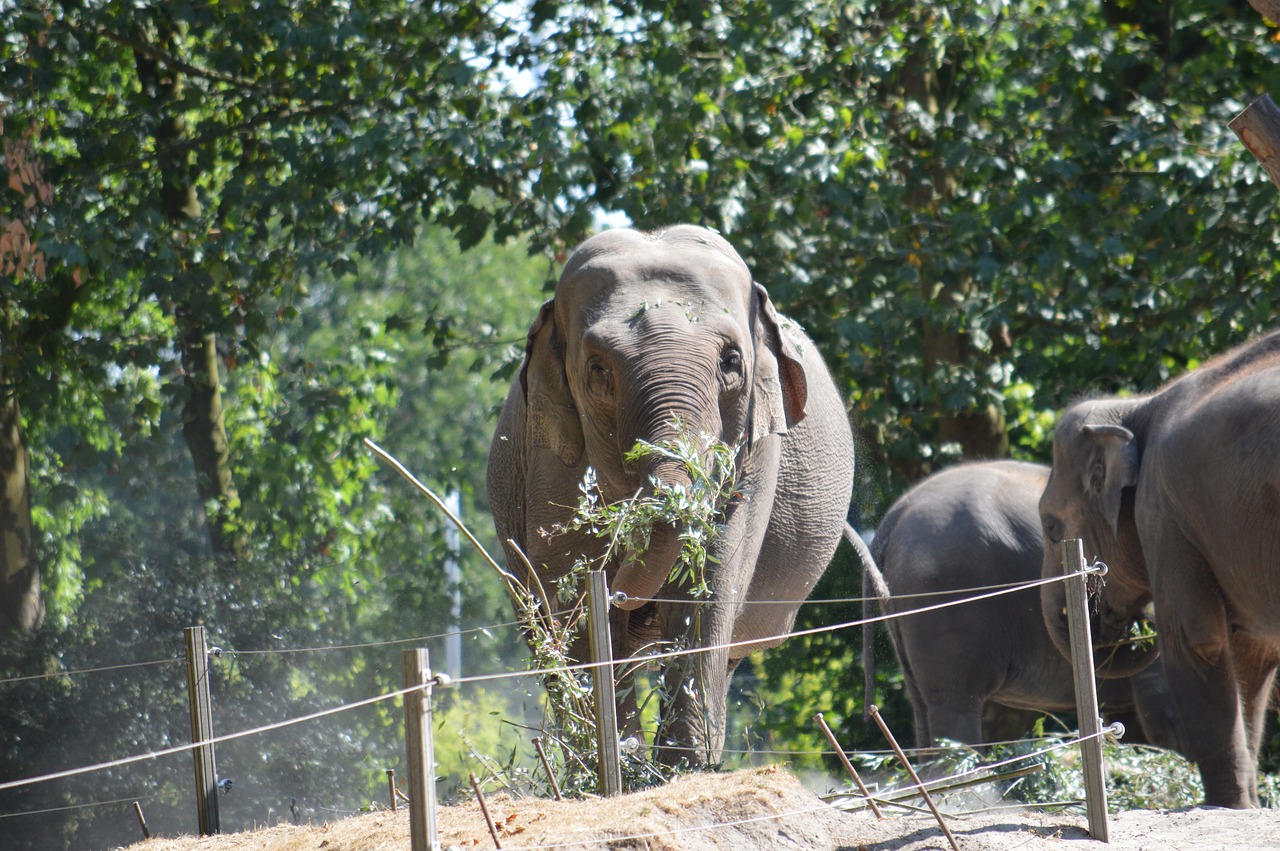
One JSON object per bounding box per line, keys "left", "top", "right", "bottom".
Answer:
{"left": 863, "top": 461, "right": 1179, "bottom": 749}
{"left": 487, "top": 226, "right": 855, "bottom": 766}
{"left": 1039, "top": 330, "right": 1280, "bottom": 808}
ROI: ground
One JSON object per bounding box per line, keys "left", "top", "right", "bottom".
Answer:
{"left": 116, "top": 767, "right": 1280, "bottom": 851}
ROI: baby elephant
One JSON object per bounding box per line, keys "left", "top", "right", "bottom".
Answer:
{"left": 863, "top": 460, "right": 1176, "bottom": 748}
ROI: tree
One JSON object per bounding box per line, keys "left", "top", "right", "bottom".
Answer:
{"left": 518, "top": 0, "right": 1280, "bottom": 500}
{"left": 0, "top": 0, "right": 552, "bottom": 623}
{"left": 508, "top": 0, "right": 1280, "bottom": 752}
{"left": 0, "top": 118, "right": 47, "bottom": 632}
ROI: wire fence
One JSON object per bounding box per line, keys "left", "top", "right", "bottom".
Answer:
{"left": 0, "top": 565, "right": 1103, "bottom": 794}
{"left": 0, "top": 449, "right": 1125, "bottom": 846}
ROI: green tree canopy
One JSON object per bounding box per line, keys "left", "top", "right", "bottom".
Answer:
{"left": 4, "top": 0, "right": 1280, "bottom": 845}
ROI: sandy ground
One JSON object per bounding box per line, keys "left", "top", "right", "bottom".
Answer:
{"left": 116, "top": 766, "right": 1280, "bottom": 851}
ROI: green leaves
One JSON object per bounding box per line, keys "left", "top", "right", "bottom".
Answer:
{"left": 553, "top": 425, "right": 741, "bottom": 601}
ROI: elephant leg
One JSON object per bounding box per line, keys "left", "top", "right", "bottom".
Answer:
{"left": 1149, "top": 534, "right": 1256, "bottom": 808}
{"left": 1126, "top": 660, "right": 1183, "bottom": 752}
{"left": 920, "top": 692, "right": 986, "bottom": 748}
{"left": 653, "top": 600, "right": 735, "bottom": 767}
{"left": 981, "top": 705, "right": 1043, "bottom": 746}
{"left": 653, "top": 437, "right": 782, "bottom": 766}
{"left": 1229, "top": 630, "right": 1279, "bottom": 773}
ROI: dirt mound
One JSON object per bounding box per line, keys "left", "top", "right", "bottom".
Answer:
{"left": 116, "top": 766, "right": 1280, "bottom": 851}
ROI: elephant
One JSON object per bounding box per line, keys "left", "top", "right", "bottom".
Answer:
{"left": 862, "top": 460, "right": 1179, "bottom": 750}
{"left": 486, "top": 225, "right": 860, "bottom": 766}
{"left": 1038, "top": 329, "right": 1280, "bottom": 808}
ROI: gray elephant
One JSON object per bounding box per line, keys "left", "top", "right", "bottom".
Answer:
{"left": 863, "top": 460, "right": 1178, "bottom": 749}
{"left": 1038, "top": 330, "right": 1280, "bottom": 808}
{"left": 487, "top": 225, "right": 857, "bottom": 766}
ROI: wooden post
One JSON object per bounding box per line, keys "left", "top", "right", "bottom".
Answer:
{"left": 1062, "top": 539, "right": 1110, "bottom": 842}
{"left": 1229, "top": 94, "right": 1280, "bottom": 192}
{"left": 868, "top": 705, "right": 959, "bottom": 851}
{"left": 402, "top": 648, "right": 440, "bottom": 851}
{"left": 813, "top": 712, "right": 884, "bottom": 818}
{"left": 184, "top": 626, "right": 220, "bottom": 836}
{"left": 386, "top": 768, "right": 398, "bottom": 812}
{"left": 532, "top": 736, "right": 563, "bottom": 801}
{"left": 587, "top": 570, "right": 622, "bottom": 796}
{"left": 470, "top": 772, "right": 503, "bottom": 849}
{"left": 132, "top": 801, "right": 151, "bottom": 840}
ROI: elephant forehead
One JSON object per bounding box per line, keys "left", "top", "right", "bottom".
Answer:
{"left": 557, "top": 254, "right": 753, "bottom": 332}
{"left": 564, "top": 225, "right": 750, "bottom": 275}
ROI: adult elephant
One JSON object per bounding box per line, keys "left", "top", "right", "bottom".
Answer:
{"left": 1038, "top": 329, "right": 1280, "bottom": 808}
{"left": 863, "top": 460, "right": 1178, "bottom": 749}
{"left": 487, "top": 225, "right": 859, "bottom": 766}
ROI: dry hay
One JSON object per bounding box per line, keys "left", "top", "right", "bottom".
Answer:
{"left": 115, "top": 765, "right": 1280, "bottom": 851}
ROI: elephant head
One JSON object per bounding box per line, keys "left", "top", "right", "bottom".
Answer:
{"left": 1039, "top": 398, "right": 1160, "bottom": 678}
{"left": 518, "top": 225, "right": 808, "bottom": 605}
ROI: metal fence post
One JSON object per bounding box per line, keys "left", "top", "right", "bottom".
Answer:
{"left": 184, "top": 625, "right": 220, "bottom": 836}
{"left": 1062, "top": 538, "right": 1110, "bottom": 842}
{"left": 587, "top": 570, "right": 622, "bottom": 796}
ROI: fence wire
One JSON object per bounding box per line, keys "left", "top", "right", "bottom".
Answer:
{"left": 0, "top": 565, "right": 1102, "bottom": 800}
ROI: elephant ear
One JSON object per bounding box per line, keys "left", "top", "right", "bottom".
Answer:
{"left": 519, "top": 299, "right": 584, "bottom": 467}
{"left": 1083, "top": 422, "right": 1139, "bottom": 535}
{"left": 750, "top": 282, "right": 808, "bottom": 444}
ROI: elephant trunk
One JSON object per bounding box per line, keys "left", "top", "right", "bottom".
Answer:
{"left": 1040, "top": 578, "right": 1159, "bottom": 679}
{"left": 611, "top": 454, "right": 693, "bottom": 611}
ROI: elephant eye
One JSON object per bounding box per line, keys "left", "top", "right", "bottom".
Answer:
{"left": 1043, "top": 514, "right": 1065, "bottom": 544}
{"left": 587, "top": 357, "right": 613, "bottom": 400}
{"left": 719, "top": 346, "right": 744, "bottom": 376}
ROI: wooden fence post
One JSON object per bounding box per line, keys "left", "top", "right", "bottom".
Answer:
{"left": 1062, "top": 539, "right": 1110, "bottom": 842}
{"left": 587, "top": 570, "right": 622, "bottom": 796}
{"left": 402, "top": 648, "right": 440, "bottom": 851}
{"left": 1229, "top": 94, "right": 1280, "bottom": 192}
{"left": 184, "top": 626, "right": 220, "bottom": 836}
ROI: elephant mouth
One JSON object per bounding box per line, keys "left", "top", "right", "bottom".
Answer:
{"left": 1042, "top": 584, "right": 1160, "bottom": 678}
{"left": 611, "top": 522, "right": 683, "bottom": 610}
{"left": 1091, "top": 615, "right": 1160, "bottom": 678}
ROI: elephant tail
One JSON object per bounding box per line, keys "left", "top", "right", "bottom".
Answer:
{"left": 846, "top": 521, "right": 888, "bottom": 717}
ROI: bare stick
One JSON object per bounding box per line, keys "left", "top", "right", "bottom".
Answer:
{"left": 587, "top": 570, "right": 622, "bottom": 797}
{"left": 812, "top": 712, "right": 884, "bottom": 818}
{"left": 184, "top": 626, "right": 220, "bottom": 836}
{"left": 869, "top": 705, "right": 960, "bottom": 851}
{"left": 470, "top": 772, "right": 503, "bottom": 850}
{"left": 403, "top": 649, "right": 440, "bottom": 851}
{"left": 132, "top": 801, "right": 151, "bottom": 840}
{"left": 386, "top": 768, "right": 397, "bottom": 813}
{"left": 532, "top": 736, "right": 563, "bottom": 801}
{"left": 364, "top": 438, "right": 514, "bottom": 582}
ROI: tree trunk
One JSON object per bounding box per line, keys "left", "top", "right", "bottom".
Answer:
{"left": 135, "top": 18, "right": 241, "bottom": 562}
{"left": 0, "top": 126, "right": 51, "bottom": 634}
{"left": 0, "top": 375, "right": 41, "bottom": 632}
{"left": 180, "top": 328, "right": 244, "bottom": 561}
{"left": 891, "top": 5, "right": 1009, "bottom": 467}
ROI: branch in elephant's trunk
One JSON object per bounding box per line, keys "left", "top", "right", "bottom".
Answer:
{"left": 551, "top": 427, "right": 742, "bottom": 607}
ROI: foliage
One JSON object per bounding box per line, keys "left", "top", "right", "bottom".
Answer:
{"left": 844, "top": 736, "right": 1211, "bottom": 814}
{"left": 553, "top": 425, "right": 741, "bottom": 601}
{"left": 5, "top": 0, "right": 1280, "bottom": 845}
{"left": 0, "top": 227, "right": 548, "bottom": 849}
{"left": 517, "top": 429, "right": 742, "bottom": 795}
{"left": 518, "top": 0, "right": 1280, "bottom": 495}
